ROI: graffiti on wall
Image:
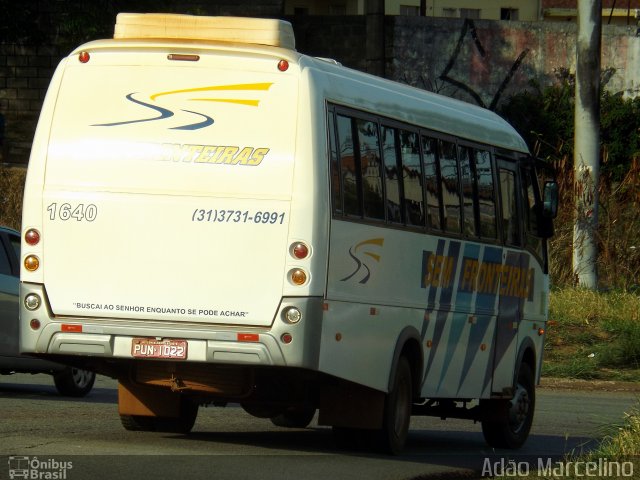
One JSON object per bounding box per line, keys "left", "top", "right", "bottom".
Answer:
{"left": 439, "top": 19, "right": 530, "bottom": 111}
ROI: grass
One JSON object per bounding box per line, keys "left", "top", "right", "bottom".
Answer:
{"left": 496, "top": 402, "right": 640, "bottom": 479}
{"left": 502, "top": 288, "right": 640, "bottom": 479}
{"left": 543, "top": 288, "right": 640, "bottom": 382}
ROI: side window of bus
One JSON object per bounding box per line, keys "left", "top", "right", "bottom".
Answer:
{"left": 381, "top": 126, "right": 403, "bottom": 224}
{"left": 475, "top": 150, "right": 497, "bottom": 239}
{"left": 521, "top": 166, "right": 544, "bottom": 258}
{"left": 422, "top": 136, "right": 442, "bottom": 231}
{"left": 356, "top": 119, "right": 384, "bottom": 220}
{"left": 459, "top": 146, "right": 476, "bottom": 237}
{"left": 498, "top": 167, "right": 521, "bottom": 246}
{"left": 336, "top": 115, "right": 360, "bottom": 216}
{"left": 400, "top": 130, "right": 424, "bottom": 227}
{"left": 328, "top": 113, "right": 343, "bottom": 214}
{"left": 439, "top": 140, "right": 462, "bottom": 234}
{"left": 458, "top": 146, "right": 498, "bottom": 240}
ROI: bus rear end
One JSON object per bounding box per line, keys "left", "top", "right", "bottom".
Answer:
{"left": 20, "top": 16, "right": 323, "bottom": 429}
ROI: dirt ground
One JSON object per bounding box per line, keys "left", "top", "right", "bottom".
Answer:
{"left": 540, "top": 377, "right": 640, "bottom": 392}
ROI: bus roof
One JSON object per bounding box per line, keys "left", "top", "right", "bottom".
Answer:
{"left": 299, "top": 55, "right": 530, "bottom": 154}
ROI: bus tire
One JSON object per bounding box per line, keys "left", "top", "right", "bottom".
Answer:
{"left": 120, "top": 399, "right": 199, "bottom": 434}
{"left": 376, "top": 356, "right": 413, "bottom": 455}
{"left": 481, "top": 363, "right": 535, "bottom": 449}
{"left": 270, "top": 407, "right": 316, "bottom": 428}
{"left": 155, "top": 399, "right": 199, "bottom": 434}
{"left": 120, "top": 414, "right": 157, "bottom": 431}
{"left": 241, "top": 403, "right": 281, "bottom": 419}
{"left": 53, "top": 367, "right": 96, "bottom": 397}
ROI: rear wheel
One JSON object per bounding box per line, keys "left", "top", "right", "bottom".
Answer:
{"left": 481, "top": 363, "right": 535, "bottom": 449}
{"left": 120, "top": 414, "right": 157, "bottom": 432}
{"left": 375, "top": 356, "right": 413, "bottom": 455}
{"left": 53, "top": 367, "right": 96, "bottom": 397}
{"left": 270, "top": 407, "right": 316, "bottom": 428}
{"left": 241, "top": 403, "right": 282, "bottom": 419}
{"left": 120, "top": 398, "right": 199, "bottom": 434}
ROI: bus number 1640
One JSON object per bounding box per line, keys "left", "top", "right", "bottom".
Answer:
{"left": 47, "top": 203, "right": 98, "bottom": 222}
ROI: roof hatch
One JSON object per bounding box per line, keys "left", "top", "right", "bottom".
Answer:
{"left": 114, "top": 13, "right": 296, "bottom": 50}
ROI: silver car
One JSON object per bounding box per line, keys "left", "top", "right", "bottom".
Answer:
{"left": 0, "top": 226, "right": 95, "bottom": 396}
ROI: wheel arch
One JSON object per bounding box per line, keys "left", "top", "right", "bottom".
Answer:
{"left": 388, "top": 326, "right": 423, "bottom": 399}
{"left": 515, "top": 337, "right": 537, "bottom": 384}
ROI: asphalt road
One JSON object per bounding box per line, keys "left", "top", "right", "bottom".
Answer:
{"left": 0, "top": 373, "right": 638, "bottom": 480}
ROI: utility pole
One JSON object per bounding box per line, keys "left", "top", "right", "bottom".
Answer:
{"left": 573, "top": 0, "right": 601, "bottom": 289}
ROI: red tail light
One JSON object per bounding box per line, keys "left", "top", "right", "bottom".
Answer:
{"left": 291, "top": 242, "right": 309, "bottom": 259}
{"left": 25, "top": 229, "right": 40, "bottom": 246}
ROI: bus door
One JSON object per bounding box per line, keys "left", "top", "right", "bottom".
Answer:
{"left": 491, "top": 158, "right": 527, "bottom": 395}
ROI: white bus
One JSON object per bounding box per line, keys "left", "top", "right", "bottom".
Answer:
{"left": 20, "top": 13, "right": 557, "bottom": 454}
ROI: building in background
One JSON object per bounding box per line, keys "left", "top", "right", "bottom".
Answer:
{"left": 284, "top": 0, "right": 640, "bottom": 25}
{"left": 543, "top": 0, "right": 640, "bottom": 25}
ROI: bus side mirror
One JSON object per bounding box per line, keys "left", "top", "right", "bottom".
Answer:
{"left": 542, "top": 181, "right": 558, "bottom": 219}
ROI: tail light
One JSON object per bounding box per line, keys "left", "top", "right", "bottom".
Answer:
{"left": 25, "top": 229, "right": 40, "bottom": 246}
{"left": 24, "top": 255, "right": 40, "bottom": 272}
{"left": 289, "top": 268, "right": 307, "bottom": 285}
{"left": 290, "top": 242, "right": 310, "bottom": 259}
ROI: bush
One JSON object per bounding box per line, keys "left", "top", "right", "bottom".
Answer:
{"left": 0, "top": 165, "right": 26, "bottom": 231}
{"left": 499, "top": 75, "right": 640, "bottom": 289}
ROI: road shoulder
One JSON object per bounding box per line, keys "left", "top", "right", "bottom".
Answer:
{"left": 540, "top": 377, "right": 640, "bottom": 392}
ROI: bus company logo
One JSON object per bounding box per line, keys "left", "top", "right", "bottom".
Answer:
{"left": 421, "top": 250, "right": 535, "bottom": 301}
{"left": 340, "top": 238, "right": 384, "bottom": 284}
{"left": 8, "top": 456, "right": 73, "bottom": 479}
{"left": 159, "top": 143, "right": 270, "bottom": 166}
{"left": 92, "top": 82, "right": 273, "bottom": 131}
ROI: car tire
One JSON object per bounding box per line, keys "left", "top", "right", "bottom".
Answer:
{"left": 53, "top": 367, "right": 96, "bottom": 397}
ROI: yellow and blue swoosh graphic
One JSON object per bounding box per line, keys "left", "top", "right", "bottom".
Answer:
{"left": 93, "top": 83, "right": 273, "bottom": 130}
{"left": 340, "top": 238, "right": 385, "bottom": 284}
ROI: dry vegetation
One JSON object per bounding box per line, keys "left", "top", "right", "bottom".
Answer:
{"left": 0, "top": 165, "right": 26, "bottom": 231}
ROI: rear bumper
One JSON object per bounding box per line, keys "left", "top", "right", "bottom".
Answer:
{"left": 20, "top": 282, "right": 323, "bottom": 371}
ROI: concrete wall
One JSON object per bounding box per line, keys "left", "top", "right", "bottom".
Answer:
{"left": 385, "top": 16, "right": 639, "bottom": 110}
{"left": 1, "top": 11, "right": 639, "bottom": 165}
{"left": 0, "top": 44, "right": 64, "bottom": 165}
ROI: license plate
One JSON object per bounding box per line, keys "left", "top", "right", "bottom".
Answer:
{"left": 131, "top": 338, "right": 188, "bottom": 360}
